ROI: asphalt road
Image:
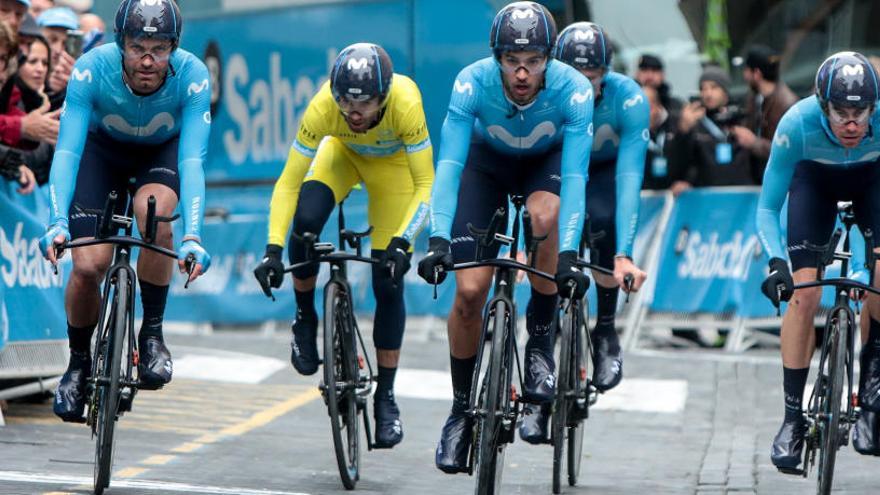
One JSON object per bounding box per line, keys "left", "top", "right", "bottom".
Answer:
{"left": 1, "top": 324, "right": 878, "bottom": 495}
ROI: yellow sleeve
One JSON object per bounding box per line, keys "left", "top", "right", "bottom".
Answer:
{"left": 266, "top": 93, "right": 328, "bottom": 246}
{"left": 267, "top": 148, "right": 313, "bottom": 247}
{"left": 393, "top": 96, "right": 434, "bottom": 243}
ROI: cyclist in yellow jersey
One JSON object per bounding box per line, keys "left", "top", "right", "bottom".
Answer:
{"left": 254, "top": 43, "right": 434, "bottom": 448}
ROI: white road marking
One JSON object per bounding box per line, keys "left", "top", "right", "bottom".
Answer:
{"left": 593, "top": 378, "right": 688, "bottom": 413}
{"left": 173, "top": 354, "right": 287, "bottom": 384}
{"left": 171, "top": 346, "right": 287, "bottom": 384}
{"left": 0, "top": 470, "right": 311, "bottom": 495}
{"left": 396, "top": 369, "right": 688, "bottom": 414}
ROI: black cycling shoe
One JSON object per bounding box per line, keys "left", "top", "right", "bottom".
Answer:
{"left": 523, "top": 345, "right": 556, "bottom": 403}
{"left": 290, "top": 314, "right": 319, "bottom": 376}
{"left": 592, "top": 331, "right": 623, "bottom": 392}
{"left": 770, "top": 416, "right": 808, "bottom": 473}
{"left": 54, "top": 350, "right": 91, "bottom": 423}
{"left": 435, "top": 411, "right": 473, "bottom": 474}
{"left": 138, "top": 336, "right": 172, "bottom": 390}
{"left": 373, "top": 393, "right": 404, "bottom": 449}
{"left": 859, "top": 347, "right": 880, "bottom": 412}
{"left": 854, "top": 409, "right": 880, "bottom": 456}
{"left": 519, "top": 403, "right": 550, "bottom": 444}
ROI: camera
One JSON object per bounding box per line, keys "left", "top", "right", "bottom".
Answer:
{"left": 64, "top": 30, "right": 84, "bottom": 58}
{"left": 714, "top": 105, "right": 745, "bottom": 127}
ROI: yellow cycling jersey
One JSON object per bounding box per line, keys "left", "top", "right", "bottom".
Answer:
{"left": 267, "top": 74, "right": 434, "bottom": 247}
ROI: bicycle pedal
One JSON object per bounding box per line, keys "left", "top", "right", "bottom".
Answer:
{"left": 118, "top": 388, "right": 134, "bottom": 413}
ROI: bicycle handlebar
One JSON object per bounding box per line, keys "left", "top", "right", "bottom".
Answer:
{"left": 793, "top": 278, "right": 880, "bottom": 297}
{"left": 448, "top": 258, "right": 554, "bottom": 282}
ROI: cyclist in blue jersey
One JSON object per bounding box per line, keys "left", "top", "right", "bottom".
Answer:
{"left": 39, "top": 0, "right": 212, "bottom": 423}
{"left": 417, "top": 1, "right": 593, "bottom": 473}
{"left": 757, "top": 51, "right": 880, "bottom": 472}
{"left": 551, "top": 20, "right": 648, "bottom": 387}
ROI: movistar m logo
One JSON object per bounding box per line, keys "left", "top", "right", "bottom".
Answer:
{"left": 347, "top": 58, "right": 369, "bottom": 71}
{"left": 774, "top": 133, "right": 790, "bottom": 149}
{"left": 570, "top": 88, "right": 592, "bottom": 105}
{"left": 623, "top": 94, "right": 644, "bottom": 110}
{"left": 188, "top": 79, "right": 209, "bottom": 96}
{"left": 511, "top": 8, "right": 534, "bottom": 20}
{"left": 71, "top": 68, "right": 93, "bottom": 83}
{"left": 573, "top": 29, "right": 595, "bottom": 42}
{"left": 841, "top": 64, "right": 865, "bottom": 90}
{"left": 454, "top": 80, "right": 473, "bottom": 96}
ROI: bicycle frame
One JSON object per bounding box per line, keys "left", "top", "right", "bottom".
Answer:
{"left": 791, "top": 202, "right": 880, "bottom": 491}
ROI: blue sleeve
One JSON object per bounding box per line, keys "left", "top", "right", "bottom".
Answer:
{"left": 177, "top": 59, "right": 212, "bottom": 242}
{"left": 756, "top": 108, "right": 804, "bottom": 261}
{"left": 48, "top": 56, "right": 97, "bottom": 224}
{"left": 429, "top": 69, "right": 479, "bottom": 240}
{"left": 557, "top": 79, "right": 594, "bottom": 253}
{"left": 613, "top": 84, "right": 649, "bottom": 256}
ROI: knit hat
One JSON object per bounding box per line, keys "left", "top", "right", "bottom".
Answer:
{"left": 699, "top": 65, "right": 731, "bottom": 95}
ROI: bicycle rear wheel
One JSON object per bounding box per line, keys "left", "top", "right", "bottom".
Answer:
{"left": 568, "top": 301, "right": 589, "bottom": 487}
{"left": 817, "top": 309, "right": 847, "bottom": 495}
{"left": 551, "top": 303, "right": 573, "bottom": 494}
{"left": 93, "top": 268, "right": 129, "bottom": 494}
{"left": 474, "top": 299, "right": 511, "bottom": 495}
{"left": 323, "top": 282, "right": 360, "bottom": 490}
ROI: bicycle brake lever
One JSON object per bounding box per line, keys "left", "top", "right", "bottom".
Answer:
{"left": 183, "top": 253, "right": 196, "bottom": 290}
{"left": 259, "top": 269, "right": 276, "bottom": 301}
{"left": 432, "top": 267, "right": 441, "bottom": 300}
{"left": 623, "top": 274, "right": 635, "bottom": 304}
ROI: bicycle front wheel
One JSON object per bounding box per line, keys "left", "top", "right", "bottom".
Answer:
{"left": 474, "top": 299, "right": 511, "bottom": 495}
{"left": 568, "top": 301, "right": 589, "bottom": 487}
{"left": 817, "top": 309, "right": 848, "bottom": 495}
{"left": 323, "top": 282, "right": 360, "bottom": 490}
{"left": 93, "top": 268, "right": 129, "bottom": 494}
{"left": 551, "top": 303, "right": 573, "bottom": 494}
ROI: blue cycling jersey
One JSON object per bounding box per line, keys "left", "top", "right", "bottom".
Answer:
{"left": 430, "top": 57, "right": 594, "bottom": 253}
{"left": 48, "top": 43, "right": 211, "bottom": 241}
{"left": 757, "top": 96, "right": 880, "bottom": 261}
{"left": 590, "top": 72, "right": 649, "bottom": 257}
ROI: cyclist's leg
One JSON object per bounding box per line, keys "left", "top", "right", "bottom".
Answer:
{"left": 436, "top": 143, "right": 506, "bottom": 472}
{"left": 357, "top": 152, "right": 414, "bottom": 447}
{"left": 852, "top": 162, "right": 880, "bottom": 412}
{"left": 56, "top": 132, "right": 123, "bottom": 420}
{"left": 771, "top": 162, "right": 837, "bottom": 469}
{"left": 518, "top": 147, "right": 562, "bottom": 442}
{"left": 288, "top": 138, "right": 360, "bottom": 375}
{"left": 519, "top": 147, "right": 560, "bottom": 404}
{"left": 125, "top": 137, "right": 182, "bottom": 387}
{"left": 585, "top": 159, "right": 624, "bottom": 392}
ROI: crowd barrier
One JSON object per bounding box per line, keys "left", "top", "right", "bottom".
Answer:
{"left": 2, "top": 184, "right": 864, "bottom": 357}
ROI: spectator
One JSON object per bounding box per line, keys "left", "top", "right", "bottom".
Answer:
{"left": 0, "top": 19, "right": 58, "bottom": 150}
{"left": 1, "top": 35, "right": 54, "bottom": 184}
{"left": 641, "top": 84, "right": 680, "bottom": 190}
{"left": 77, "top": 12, "right": 103, "bottom": 51}
{"left": 730, "top": 45, "right": 798, "bottom": 179}
{"left": 671, "top": 66, "right": 757, "bottom": 195}
{"left": 0, "top": 0, "right": 28, "bottom": 32}
{"left": 36, "top": 6, "right": 75, "bottom": 98}
{"left": 635, "top": 53, "right": 683, "bottom": 121}
{"left": 28, "top": 0, "right": 50, "bottom": 18}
